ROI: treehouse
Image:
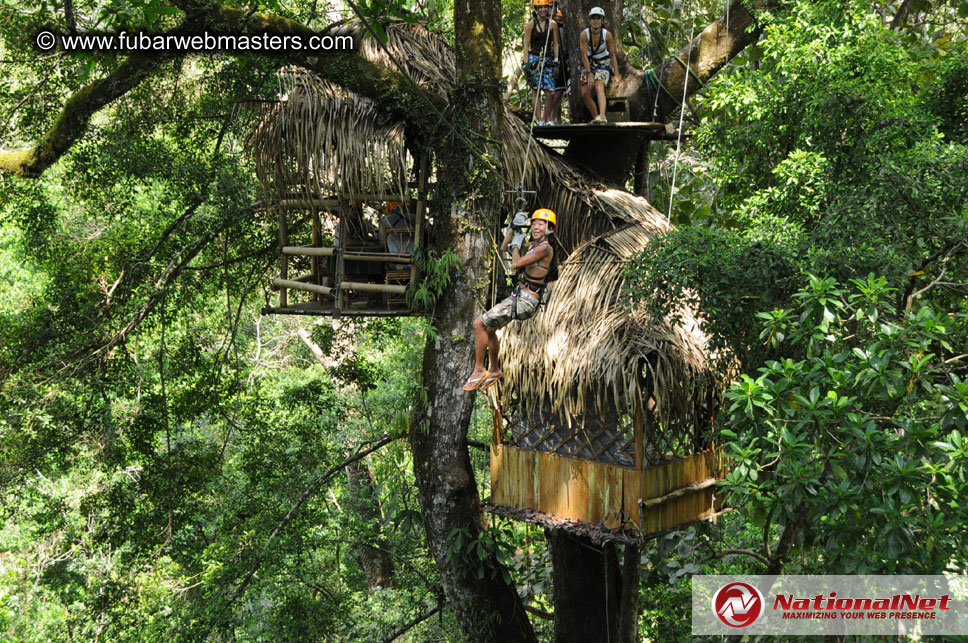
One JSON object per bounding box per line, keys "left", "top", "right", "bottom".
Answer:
{"left": 484, "top": 191, "right": 723, "bottom": 543}
{"left": 246, "top": 71, "right": 430, "bottom": 317}
{"left": 246, "top": 25, "right": 723, "bottom": 543}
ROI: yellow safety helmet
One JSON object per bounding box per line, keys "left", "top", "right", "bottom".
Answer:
{"left": 531, "top": 208, "right": 556, "bottom": 229}
{"left": 385, "top": 201, "right": 400, "bottom": 216}
{"left": 533, "top": 0, "right": 552, "bottom": 7}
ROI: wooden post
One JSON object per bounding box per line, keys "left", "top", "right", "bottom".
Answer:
{"left": 335, "top": 199, "right": 346, "bottom": 315}
{"left": 492, "top": 403, "right": 502, "bottom": 445}
{"left": 411, "top": 153, "right": 429, "bottom": 287}
{"left": 312, "top": 207, "right": 322, "bottom": 301}
{"left": 278, "top": 205, "right": 289, "bottom": 308}
{"left": 633, "top": 394, "right": 644, "bottom": 471}
{"left": 633, "top": 140, "right": 651, "bottom": 197}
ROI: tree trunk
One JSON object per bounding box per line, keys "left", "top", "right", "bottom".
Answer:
{"left": 345, "top": 459, "right": 394, "bottom": 588}
{"left": 407, "top": 0, "right": 537, "bottom": 639}
{"left": 547, "top": 531, "right": 642, "bottom": 643}
{"left": 618, "top": 543, "right": 640, "bottom": 643}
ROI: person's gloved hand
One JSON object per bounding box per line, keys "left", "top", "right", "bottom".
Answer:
{"left": 511, "top": 210, "right": 531, "bottom": 230}
{"left": 509, "top": 231, "right": 527, "bottom": 252}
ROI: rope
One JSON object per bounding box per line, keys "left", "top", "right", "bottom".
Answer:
{"left": 666, "top": 19, "right": 697, "bottom": 224}
{"left": 518, "top": 7, "right": 556, "bottom": 190}
{"left": 671, "top": 53, "right": 705, "bottom": 88}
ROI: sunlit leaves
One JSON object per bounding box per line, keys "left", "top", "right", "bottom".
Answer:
{"left": 720, "top": 276, "right": 968, "bottom": 574}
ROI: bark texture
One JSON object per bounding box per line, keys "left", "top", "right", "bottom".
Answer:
{"left": 546, "top": 529, "right": 615, "bottom": 642}
{"left": 407, "top": 0, "right": 537, "bottom": 638}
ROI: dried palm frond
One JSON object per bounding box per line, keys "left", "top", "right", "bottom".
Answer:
{"left": 500, "top": 215, "right": 712, "bottom": 434}
{"left": 247, "top": 69, "right": 410, "bottom": 206}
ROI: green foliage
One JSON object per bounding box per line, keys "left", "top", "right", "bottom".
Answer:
{"left": 720, "top": 275, "right": 968, "bottom": 573}
{"left": 627, "top": 0, "right": 968, "bottom": 368}
{"left": 625, "top": 225, "right": 798, "bottom": 367}
{"left": 444, "top": 524, "right": 516, "bottom": 584}
{"left": 407, "top": 246, "right": 461, "bottom": 312}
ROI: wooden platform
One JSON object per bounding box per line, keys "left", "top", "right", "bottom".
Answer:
{"left": 489, "top": 445, "right": 722, "bottom": 538}
{"left": 530, "top": 121, "right": 678, "bottom": 141}
{"left": 263, "top": 302, "right": 412, "bottom": 317}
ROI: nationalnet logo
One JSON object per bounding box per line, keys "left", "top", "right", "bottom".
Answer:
{"left": 693, "top": 575, "right": 968, "bottom": 635}
{"left": 773, "top": 591, "right": 952, "bottom": 621}
{"left": 713, "top": 581, "right": 764, "bottom": 628}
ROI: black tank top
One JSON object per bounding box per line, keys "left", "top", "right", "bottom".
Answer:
{"left": 518, "top": 241, "right": 552, "bottom": 291}
{"left": 529, "top": 19, "right": 552, "bottom": 56}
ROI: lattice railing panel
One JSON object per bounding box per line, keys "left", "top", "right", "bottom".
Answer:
{"left": 503, "top": 396, "right": 636, "bottom": 468}
{"left": 498, "top": 391, "right": 712, "bottom": 469}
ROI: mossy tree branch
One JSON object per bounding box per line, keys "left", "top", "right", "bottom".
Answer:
{"left": 0, "top": 52, "right": 174, "bottom": 177}
{"left": 0, "top": 2, "right": 444, "bottom": 179}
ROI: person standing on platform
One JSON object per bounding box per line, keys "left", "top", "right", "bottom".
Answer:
{"left": 522, "top": 0, "right": 560, "bottom": 126}
{"left": 549, "top": 7, "right": 570, "bottom": 126}
{"left": 580, "top": 6, "right": 620, "bottom": 124}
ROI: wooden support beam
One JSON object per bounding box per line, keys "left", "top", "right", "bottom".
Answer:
{"left": 282, "top": 246, "right": 412, "bottom": 263}
{"left": 340, "top": 281, "right": 406, "bottom": 294}
{"left": 272, "top": 278, "right": 333, "bottom": 296}
{"left": 255, "top": 195, "right": 434, "bottom": 212}
{"left": 638, "top": 477, "right": 718, "bottom": 511}
{"left": 344, "top": 252, "right": 412, "bottom": 263}
{"left": 284, "top": 246, "right": 335, "bottom": 256}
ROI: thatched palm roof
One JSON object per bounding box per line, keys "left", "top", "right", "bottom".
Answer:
{"left": 500, "top": 207, "right": 710, "bottom": 430}
{"left": 248, "top": 21, "right": 718, "bottom": 430}
{"left": 247, "top": 69, "right": 411, "bottom": 203}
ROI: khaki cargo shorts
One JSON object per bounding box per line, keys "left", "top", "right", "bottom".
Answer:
{"left": 480, "top": 288, "right": 540, "bottom": 329}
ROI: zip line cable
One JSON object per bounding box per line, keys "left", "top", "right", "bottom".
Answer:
{"left": 666, "top": 16, "right": 697, "bottom": 224}
{"left": 518, "top": 6, "right": 556, "bottom": 190}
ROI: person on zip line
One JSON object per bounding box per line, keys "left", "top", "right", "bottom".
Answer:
{"left": 463, "top": 209, "right": 558, "bottom": 392}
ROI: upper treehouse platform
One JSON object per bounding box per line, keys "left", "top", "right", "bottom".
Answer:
{"left": 526, "top": 96, "right": 677, "bottom": 142}
{"left": 530, "top": 121, "right": 677, "bottom": 141}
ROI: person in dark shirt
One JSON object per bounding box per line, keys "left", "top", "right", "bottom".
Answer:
{"left": 522, "top": 0, "right": 560, "bottom": 126}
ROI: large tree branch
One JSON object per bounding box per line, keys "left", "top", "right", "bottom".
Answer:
{"left": 647, "top": 0, "right": 762, "bottom": 121}
{"left": 0, "top": 52, "right": 173, "bottom": 177}
{"left": 563, "top": 0, "right": 764, "bottom": 183}
{"left": 1, "top": 3, "right": 445, "bottom": 179}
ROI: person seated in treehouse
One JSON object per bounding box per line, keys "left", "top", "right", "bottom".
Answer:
{"left": 580, "top": 6, "right": 620, "bottom": 124}
{"left": 522, "top": 0, "right": 560, "bottom": 126}
{"left": 463, "top": 208, "right": 557, "bottom": 392}
{"left": 379, "top": 201, "right": 416, "bottom": 270}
